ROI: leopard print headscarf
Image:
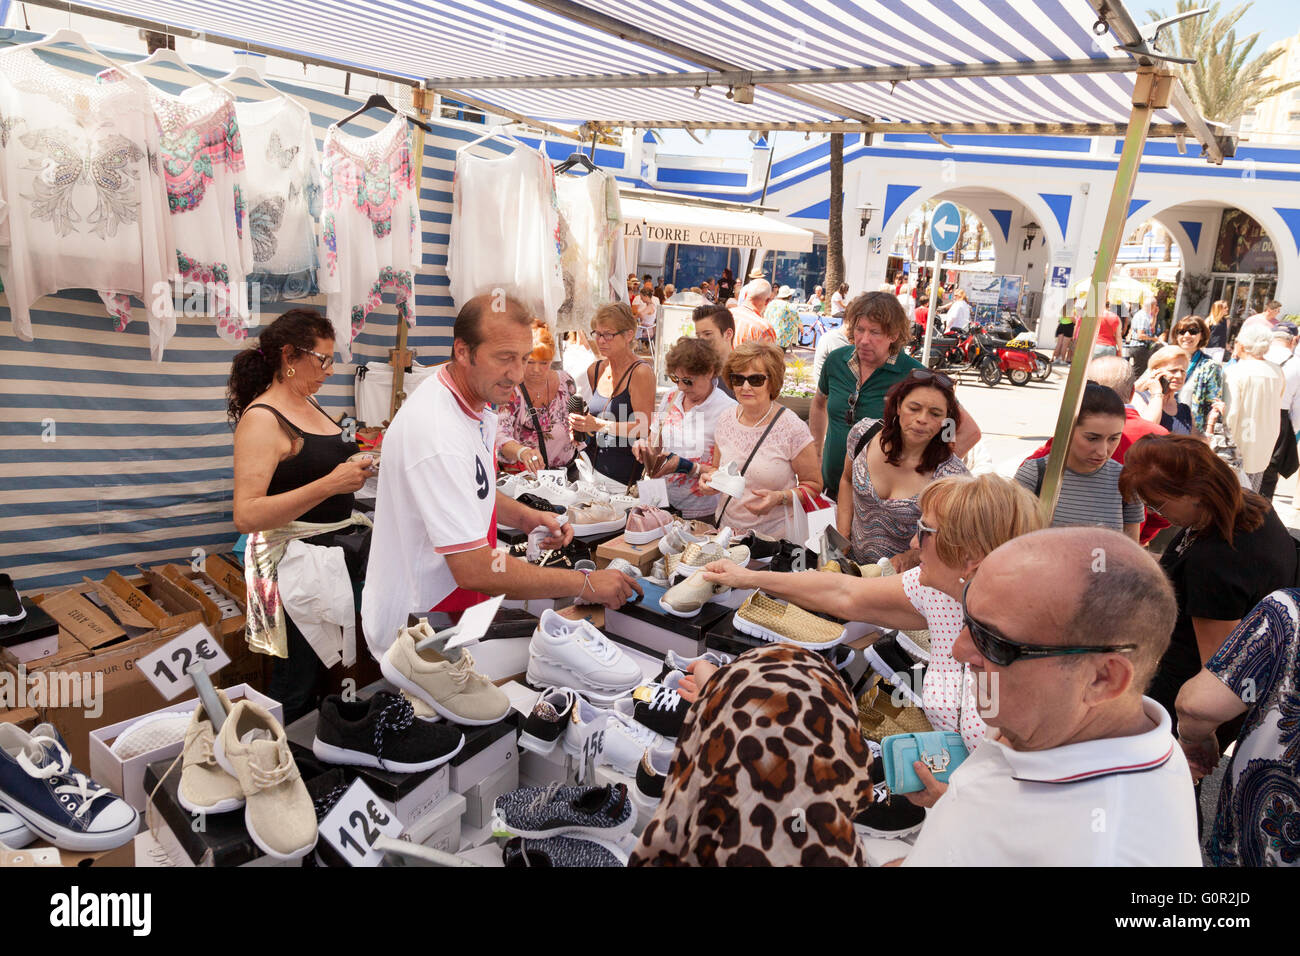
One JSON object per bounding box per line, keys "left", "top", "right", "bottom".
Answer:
{"left": 629, "top": 643, "right": 874, "bottom": 866}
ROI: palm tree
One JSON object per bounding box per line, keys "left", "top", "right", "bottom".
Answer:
{"left": 825, "top": 133, "right": 845, "bottom": 305}
{"left": 1148, "top": 1, "right": 1300, "bottom": 124}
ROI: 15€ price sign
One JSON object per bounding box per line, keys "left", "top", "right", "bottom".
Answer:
{"left": 321, "top": 779, "right": 404, "bottom": 867}
{"left": 138, "top": 623, "right": 231, "bottom": 700}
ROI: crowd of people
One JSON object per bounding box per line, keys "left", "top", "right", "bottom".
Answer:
{"left": 226, "top": 262, "right": 1299, "bottom": 865}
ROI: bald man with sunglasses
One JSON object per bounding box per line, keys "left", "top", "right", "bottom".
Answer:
{"left": 896, "top": 527, "right": 1201, "bottom": 866}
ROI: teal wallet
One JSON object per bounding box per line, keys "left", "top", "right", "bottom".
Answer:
{"left": 880, "top": 731, "right": 969, "bottom": 795}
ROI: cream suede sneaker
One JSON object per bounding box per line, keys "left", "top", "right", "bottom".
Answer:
{"left": 381, "top": 625, "right": 511, "bottom": 726}
{"left": 177, "top": 690, "right": 243, "bottom": 815}
{"left": 214, "top": 701, "right": 317, "bottom": 861}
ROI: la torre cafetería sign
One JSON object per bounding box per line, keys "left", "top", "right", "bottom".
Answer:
{"left": 623, "top": 220, "right": 769, "bottom": 248}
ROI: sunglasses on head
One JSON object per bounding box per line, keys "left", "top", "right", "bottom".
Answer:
{"left": 961, "top": 578, "right": 1137, "bottom": 667}
{"left": 667, "top": 374, "right": 697, "bottom": 387}
{"left": 729, "top": 373, "right": 768, "bottom": 388}
{"left": 905, "top": 368, "right": 954, "bottom": 390}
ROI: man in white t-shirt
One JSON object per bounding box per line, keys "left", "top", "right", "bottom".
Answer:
{"left": 1239, "top": 300, "right": 1282, "bottom": 339}
{"left": 361, "top": 295, "right": 640, "bottom": 655}
{"left": 895, "top": 527, "right": 1201, "bottom": 866}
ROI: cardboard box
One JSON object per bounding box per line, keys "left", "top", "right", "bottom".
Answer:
{"left": 0, "top": 706, "right": 39, "bottom": 731}
{"left": 558, "top": 604, "right": 604, "bottom": 629}
{"left": 518, "top": 745, "right": 574, "bottom": 789}
{"left": 205, "top": 554, "right": 247, "bottom": 604}
{"left": 399, "top": 791, "right": 467, "bottom": 854}
{"left": 461, "top": 757, "right": 519, "bottom": 830}
{"left": 34, "top": 573, "right": 204, "bottom": 653}
{"left": 595, "top": 534, "right": 662, "bottom": 575}
{"left": 151, "top": 564, "right": 246, "bottom": 639}
{"left": 88, "top": 684, "right": 282, "bottom": 812}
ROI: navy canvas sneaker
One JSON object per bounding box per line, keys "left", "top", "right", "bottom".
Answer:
{"left": 0, "top": 722, "right": 138, "bottom": 852}
{"left": 312, "top": 692, "right": 465, "bottom": 773}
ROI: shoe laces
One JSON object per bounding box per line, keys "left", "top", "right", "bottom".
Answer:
{"left": 373, "top": 694, "right": 416, "bottom": 768}
{"left": 526, "top": 780, "right": 564, "bottom": 815}
{"left": 248, "top": 740, "right": 296, "bottom": 790}
{"left": 20, "top": 736, "right": 112, "bottom": 821}
{"left": 647, "top": 684, "right": 683, "bottom": 714}
{"left": 447, "top": 650, "right": 478, "bottom": 690}
{"left": 567, "top": 625, "right": 618, "bottom": 664}
{"left": 193, "top": 730, "right": 218, "bottom": 767}
{"left": 615, "top": 714, "right": 660, "bottom": 747}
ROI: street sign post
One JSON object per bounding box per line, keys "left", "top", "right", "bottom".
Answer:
{"left": 921, "top": 202, "right": 962, "bottom": 369}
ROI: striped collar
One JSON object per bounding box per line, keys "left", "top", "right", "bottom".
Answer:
{"left": 993, "top": 697, "right": 1176, "bottom": 785}
{"left": 437, "top": 364, "right": 485, "bottom": 421}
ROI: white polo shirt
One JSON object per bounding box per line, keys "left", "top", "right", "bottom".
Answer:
{"left": 362, "top": 365, "right": 498, "bottom": 656}
{"left": 903, "top": 697, "right": 1201, "bottom": 866}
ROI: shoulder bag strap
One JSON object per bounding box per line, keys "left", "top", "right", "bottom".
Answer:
{"left": 852, "top": 419, "right": 885, "bottom": 461}
{"left": 718, "top": 406, "right": 787, "bottom": 522}
{"left": 517, "top": 384, "right": 550, "bottom": 470}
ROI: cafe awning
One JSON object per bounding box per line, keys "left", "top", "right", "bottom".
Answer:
{"left": 620, "top": 195, "right": 814, "bottom": 253}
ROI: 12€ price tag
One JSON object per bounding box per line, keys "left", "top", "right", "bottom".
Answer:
{"left": 321, "top": 779, "right": 404, "bottom": 867}
{"left": 638, "top": 477, "right": 669, "bottom": 508}
{"left": 138, "top": 623, "right": 231, "bottom": 700}
{"left": 536, "top": 470, "right": 568, "bottom": 485}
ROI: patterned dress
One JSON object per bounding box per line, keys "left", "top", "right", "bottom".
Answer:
{"left": 495, "top": 372, "right": 580, "bottom": 471}
{"left": 1180, "top": 349, "right": 1226, "bottom": 434}
{"left": 1205, "top": 588, "right": 1300, "bottom": 867}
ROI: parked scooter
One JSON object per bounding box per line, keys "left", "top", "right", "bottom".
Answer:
{"left": 984, "top": 314, "right": 1052, "bottom": 382}
{"left": 908, "top": 321, "right": 1004, "bottom": 387}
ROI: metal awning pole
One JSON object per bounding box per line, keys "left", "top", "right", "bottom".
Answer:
{"left": 1038, "top": 67, "right": 1172, "bottom": 523}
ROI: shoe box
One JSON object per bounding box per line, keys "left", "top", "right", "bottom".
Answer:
{"left": 140, "top": 560, "right": 247, "bottom": 641}
{"left": 0, "top": 599, "right": 60, "bottom": 663}
{"left": 88, "top": 684, "right": 282, "bottom": 812}
{"left": 285, "top": 712, "right": 451, "bottom": 829}
{"left": 449, "top": 718, "right": 518, "bottom": 796}
{"left": 398, "top": 791, "right": 467, "bottom": 855}
{"left": 595, "top": 534, "right": 663, "bottom": 576}
{"left": 703, "top": 612, "right": 770, "bottom": 659}
{"left": 603, "top": 586, "right": 733, "bottom": 659}
{"left": 142, "top": 755, "right": 314, "bottom": 868}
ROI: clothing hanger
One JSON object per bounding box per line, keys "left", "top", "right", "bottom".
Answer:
{"left": 4, "top": 28, "right": 146, "bottom": 89}
{"left": 553, "top": 151, "right": 598, "bottom": 174}
{"left": 128, "top": 43, "right": 224, "bottom": 92}
{"left": 331, "top": 92, "right": 433, "bottom": 133}
{"left": 217, "top": 64, "right": 309, "bottom": 117}
{"left": 457, "top": 123, "right": 526, "bottom": 155}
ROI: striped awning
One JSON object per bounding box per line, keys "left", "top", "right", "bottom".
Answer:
{"left": 62, "top": 0, "right": 1191, "bottom": 130}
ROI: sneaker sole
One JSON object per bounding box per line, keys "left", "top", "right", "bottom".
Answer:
{"left": 380, "top": 657, "right": 511, "bottom": 727}
{"left": 864, "top": 646, "right": 925, "bottom": 706}
{"left": 854, "top": 819, "right": 925, "bottom": 840}
{"left": 311, "top": 735, "right": 465, "bottom": 774}
{"left": 525, "top": 658, "right": 639, "bottom": 705}
{"left": 489, "top": 808, "right": 636, "bottom": 843}
{"left": 0, "top": 795, "right": 137, "bottom": 853}
{"left": 176, "top": 788, "right": 244, "bottom": 815}
{"left": 732, "top": 610, "right": 847, "bottom": 650}
{"left": 895, "top": 633, "right": 932, "bottom": 664}
{"left": 624, "top": 526, "right": 669, "bottom": 545}
{"left": 0, "top": 814, "right": 36, "bottom": 849}
{"left": 213, "top": 733, "right": 318, "bottom": 862}
{"left": 517, "top": 730, "right": 562, "bottom": 756}
{"left": 658, "top": 595, "right": 712, "bottom": 618}
{"left": 570, "top": 517, "right": 627, "bottom": 537}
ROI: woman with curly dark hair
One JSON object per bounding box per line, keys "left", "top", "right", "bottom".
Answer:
{"left": 228, "top": 308, "right": 373, "bottom": 722}
{"left": 837, "top": 370, "right": 968, "bottom": 567}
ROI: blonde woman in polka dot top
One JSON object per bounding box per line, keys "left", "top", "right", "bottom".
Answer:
{"left": 703, "top": 473, "right": 1043, "bottom": 764}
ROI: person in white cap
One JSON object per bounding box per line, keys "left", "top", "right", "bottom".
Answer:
{"left": 764, "top": 284, "right": 801, "bottom": 351}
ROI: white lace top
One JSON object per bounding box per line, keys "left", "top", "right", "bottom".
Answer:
{"left": 554, "top": 169, "right": 624, "bottom": 334}
{"left": 235, "top": 97, "right": 322, "bottom": 302}
{"left": 0, "top": 49, "right": 175, "bottom": 359}
{"left": 320, "top": 115, "right": 418, "bottom": 361}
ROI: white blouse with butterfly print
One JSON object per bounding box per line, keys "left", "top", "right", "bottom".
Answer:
{"left": 0, "top": 49, "right": 176, "bottom": 360}
{"left": 235, "top": 97, "right": 323, "bottom": 303}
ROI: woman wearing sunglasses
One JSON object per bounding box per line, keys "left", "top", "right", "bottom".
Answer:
{"left": 839, "top": 370, "right": 968, "bottom": 569}
{"left": 1169, "top": 314, "right": 1224, "bottom": 434}
{"left": 1119, "top": 434, "right": 1297, "bottom": 745}
{"left": 701, "top": 473, "right": 1043, "bottom": 776}
{"left": 569, "top": 302, "right": 657, "bottom": 488}
{"left": 228, "top": 309, "right": 373, "bottom": 723}
{"left": 696, "top": 342, "right": 821, "bottom": 537}
{"left": 632, "top": 337, "right": 736, "bottom": 520}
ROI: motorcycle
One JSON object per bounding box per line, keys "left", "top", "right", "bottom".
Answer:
{"left": 908, "top": 321, "right": 1004, "bottom": 387}
{"left": 983, "top": 315, "right": 1053, "bottom": 383}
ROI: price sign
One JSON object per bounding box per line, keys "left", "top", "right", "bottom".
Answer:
{"left": 320, "top": 779, "right": 404, "bottom": 867}
{"left": 138, "top": 624, "right": 231, "bottom": 700}
{"left": 637, "top": 477, "right": 669, "bottom": 508}
{"left": 442, "top": 593, "right": 505, "bottom": 653}
{"left": 535, "top": 470, "right": 568, "bottom": 486}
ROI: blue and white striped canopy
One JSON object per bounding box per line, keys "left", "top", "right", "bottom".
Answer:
{"left": 69, "top": 0, "right": 1181, "bottom": 127}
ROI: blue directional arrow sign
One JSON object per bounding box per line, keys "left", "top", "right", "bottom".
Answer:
{"left": 929, "top": 201, "right": 962, "bottom": 255}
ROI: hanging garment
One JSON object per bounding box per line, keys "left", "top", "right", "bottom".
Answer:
{"left": 554, "top": 169, "right": 624, "bottom": 334}
{"left": 448, "top": 144, "right": 564, "bottom": 326}
{"left": 320, "top": 115, "right": 418, "bottom": 361}
{"left": 278, "top": 538, "right": 358, "bottom": 668}
{"left": 0, "top": 49, "right": 176, "bottom": 359}
{"left": 104, "top": 73, "right": 254, "bottom": 344}
{"left": 235, "top": 97, "right": 322, "bottom": 302}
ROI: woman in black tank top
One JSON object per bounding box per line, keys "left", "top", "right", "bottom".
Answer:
{"left": 228, "top": 309, "right": 372, "bottom": 722}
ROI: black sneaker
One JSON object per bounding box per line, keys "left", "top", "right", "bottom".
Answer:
{"left": 854, "top": 783, "right": 926, "bottom": 838}
{"left": 627, "top": 676, "right": 690, "bottom": 738}
{"left": 632, "top": 745, "right": 674, "bottom": 811}
{"left": 516, "top": 493, "right": 567, "bottom": 516}
{"left": 502, "top": 834, "right": 624, "bottom": 867}
{"left": 734, "top": 531, "right": 781, "bottom": 561}
{"left": 866, "top": 634, "right": 926, "bottom": 706}
{"left": 519, "top": 687, "right": 578, "bottom": 755}
{"left": 655, "top": 649, "right": 733, "bottom": 683}
{"left": 770, "top": 540, "right": 818, "bottom": 574}
{"left": 312, "top": 692, "right": 465, "bottom": 773}
{"left": 822, "top": 644, "right": 856, "bottom": 674}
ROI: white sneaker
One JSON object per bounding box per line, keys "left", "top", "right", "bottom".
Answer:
{"left": 705, "top": 460, "right": 747, "bottom": 499}
{"left": 561, "top": 697, "right": 614, "bottom": 781}
{"left": 496, "top": 473, "right": 530, "bottom": 499}
{"left": 531, "top": 476, "right": 581, "bottom": 508}
{"left": 527, "top": 609, "right": 642, "bottom": 705}
{"left": 599, "top": 708, "right": 666, "bottom": 777}
{"left": 658, "top": 521, "right": 707, "bottom": 557}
